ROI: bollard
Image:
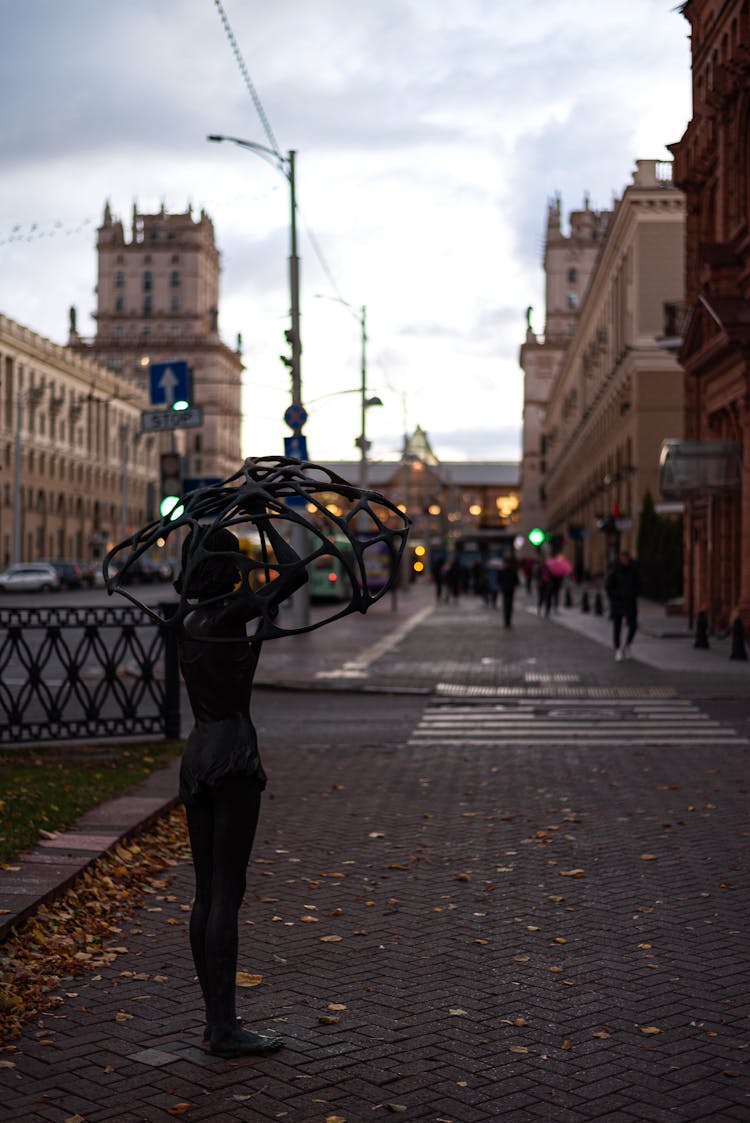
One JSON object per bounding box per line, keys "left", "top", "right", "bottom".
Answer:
{"left": 564, "top": 587, "right": 573, "bottom": 608}
{"left": 694, "top": 610, "right": 710, "bottom": 649}
{"left": 730, "top": 617, "right": 748, "bottom": 661}
{"left": 594, "top": 591, "right": 604, "bottom": 616}
{"left": 581, "top": 591, "right": 590, "bottom": 613}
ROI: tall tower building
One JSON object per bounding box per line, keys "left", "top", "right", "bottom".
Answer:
{"left": 518, "top": 195, "right": 610, "bottom": 536}
{"left": 71, "top": 202, "right": 243, "bottom": 483}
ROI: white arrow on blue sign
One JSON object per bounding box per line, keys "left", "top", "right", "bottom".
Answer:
{"left": 149, "top": 361, "right": 190, "bottom": 407}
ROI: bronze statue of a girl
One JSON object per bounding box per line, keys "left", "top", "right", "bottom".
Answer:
{"left": 105, "top": 456, "right": 408, "bottom": 1058}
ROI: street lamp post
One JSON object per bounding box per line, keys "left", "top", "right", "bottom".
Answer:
{"left": 315, "top": 296, "right": 381, "bottom": 489}
{"left": 208, "top": 135, "right": 302, "bottom": 410}
{"left": 208, "top": 133, "right": 308, "bottom": 629}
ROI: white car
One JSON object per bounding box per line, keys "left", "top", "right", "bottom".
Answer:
{"left": 0, "top": 562, "right": 62, "bottom": 593}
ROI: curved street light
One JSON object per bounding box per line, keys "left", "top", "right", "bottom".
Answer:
{"left": 207, "top": 134, "right": 303, "bottom": 417}
{"left": 314, "top": 294, "right": 383, "bottom": 489}
{"left": 208, "top": 133, "right": 309, "bottom": 629}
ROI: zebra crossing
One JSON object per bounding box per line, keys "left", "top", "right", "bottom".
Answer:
{"left": 407, "top": 695, "right": 750, "bottom": 749}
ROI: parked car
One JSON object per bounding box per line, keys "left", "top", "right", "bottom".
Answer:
{"left": 93, "top": 561, "right": 119, "bottom": 588}
{"left": 39, "top": 559, "right": 87, "bottom": 589}
{"left": 0, "top": 562, "right": 61, "bottom": 593}
{"left": 119, "top": 557, "right": 173, "bottom": 585}
{"left": 75, "top": 560, "right": 96, "bottom": 588}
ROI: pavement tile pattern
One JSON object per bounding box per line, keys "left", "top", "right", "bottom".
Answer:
{"left": 1, "top": 584, "right": 749, "bottom": 1121}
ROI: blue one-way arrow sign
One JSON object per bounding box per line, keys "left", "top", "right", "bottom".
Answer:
{"left": 149, "top": 361, "right": 190, "bottom": 407}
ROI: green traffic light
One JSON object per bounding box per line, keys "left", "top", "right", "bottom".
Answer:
{"left": 528, "top": 528, "right": 546, "bottom": 547}
{"left": 160, "top": 496, "right": 184, "bottom": 520}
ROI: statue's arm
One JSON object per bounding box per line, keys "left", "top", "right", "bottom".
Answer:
{"left": 254, "top": 520, "right": 308, "bottom": 610}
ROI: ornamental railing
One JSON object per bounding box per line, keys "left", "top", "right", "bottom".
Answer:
{"left": 0, "top": 603, "right": 180, "bottom": 744}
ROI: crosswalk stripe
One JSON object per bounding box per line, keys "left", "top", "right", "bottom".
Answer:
{"left": 408, "top": 696, "right": 749, "bottom": 749}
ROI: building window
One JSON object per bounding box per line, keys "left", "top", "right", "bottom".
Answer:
{"left": 171, "top": 254, "right": 180, "bottom": 264}
{"left": 567, "top": 267, "right": 578, "bottom": 283}
{"left": 115, "top": 271, "right": 125, "bottom": 288}
{"left": 115, "top": 296, "right": 124, "bottom": 313}
{"left": 171, "top": 294, "right": 180, "bottom": 313}
{"left": 143, "top": 271, "right": 152, "bottom": 292}
{"left": 567, "top": 291, "right": 579, "bottom": 310}
{"left": 143, "top": 295, "right": 152, "bottom": 316}
{"left": 170, "top": 270, "right": 181, "bottom": 287}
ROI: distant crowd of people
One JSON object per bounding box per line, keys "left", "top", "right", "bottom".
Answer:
{"left": 429, "top": 547, "right": 640, "bottom": 657}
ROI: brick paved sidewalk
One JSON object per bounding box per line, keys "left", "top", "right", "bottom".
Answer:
{"left": 2, "top": 583, "right": 749, "bottom": 1121}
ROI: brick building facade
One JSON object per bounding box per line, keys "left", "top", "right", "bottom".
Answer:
{"left": 670, "top": 0, "right": 750, "bottom": 629}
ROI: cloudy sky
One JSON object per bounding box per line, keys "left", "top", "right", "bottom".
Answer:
{"left": 1, "top": 0, "right": 692, "bottom": 464}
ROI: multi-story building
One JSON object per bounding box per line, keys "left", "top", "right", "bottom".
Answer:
{"left": 71, "top": 202, "right": 243, "bottom": 483}
{"left": 669, "top": 0, "right": 750, "bottom": 629}
{"left": 0, "top": 314, "right": 154, "bottom": 565}
{"left": 540, "top": 160, "right": 685, "bottom": 577}
{"left": 519, "top": 196, "right": 611, "bottom": 536}
{"left": 326, "top": 426, "right": 521, "bottom": 567}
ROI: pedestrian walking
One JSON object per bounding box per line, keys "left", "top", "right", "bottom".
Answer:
{"left": 444, "top": 552, "right": 462, "bottom": 603}
{"left": 430, "top": 549, "right": 446, "bottom": 602}
{"left": 485, "top": 559, "right": 500, "bottom": 610}
{"left": 497, "top": 555, "right": 519, "bottom": 627}
{"left": 605, "top": 549, "right": 640, "bottom": 660}
{"left": 536, "top": 560, "right": 552, "bottom": 616}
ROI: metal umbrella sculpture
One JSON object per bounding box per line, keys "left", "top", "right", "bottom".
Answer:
{"left": 103, "top": 456, "right": 410, "bottom": 637}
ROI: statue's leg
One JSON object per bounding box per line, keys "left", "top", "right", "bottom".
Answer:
{"left": 184, "top": 799, "right": 216, "bottom": 1028}
{"left": 201, "top": 777, "right": 283, "bottom": 1057}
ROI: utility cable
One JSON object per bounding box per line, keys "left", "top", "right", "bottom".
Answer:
{"left": 213, "top": 0, "right": 282, "bottom": 160}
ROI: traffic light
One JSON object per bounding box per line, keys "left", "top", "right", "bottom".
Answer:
{"left": 528, "top": 527, "right": 546, "bottom": 547}
{"left": 280, "top": 328, "right": 297, "bottom": 375}
{"left": 159, "top": 451, "right": 184, "bottom": 519}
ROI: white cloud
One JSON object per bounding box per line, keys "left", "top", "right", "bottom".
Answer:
{"left": 0, "top": 0, "right": 691, "bottom": 463}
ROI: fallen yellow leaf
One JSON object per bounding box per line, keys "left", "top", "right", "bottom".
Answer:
{"left": 236, "top": 972, "right": 263, "bottom": 987}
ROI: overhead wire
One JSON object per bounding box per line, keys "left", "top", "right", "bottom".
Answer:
{"left": 211, "top": 0, "right": 356, "bottom": 319}
{"left": 213, "top": 0, "right": 282, "bottom": 160}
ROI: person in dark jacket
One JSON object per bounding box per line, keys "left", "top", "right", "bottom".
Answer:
{"left": 497, "top": 556, "right": 520, "bottom": 627}
{"left": 605, "top": 549, "right": 640, "bottom": 660}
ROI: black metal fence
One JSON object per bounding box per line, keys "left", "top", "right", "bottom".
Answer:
{"left": 0, "top": 603, "right": 180, "bottom": 744}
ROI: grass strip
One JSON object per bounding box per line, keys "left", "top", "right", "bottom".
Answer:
{"left": 0, "top": 742, "right": 183, "bottom": 863}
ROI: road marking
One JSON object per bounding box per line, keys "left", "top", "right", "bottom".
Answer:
{"left": 316, "top": 604, "right": 434, "bottom": 679}
{"left": 408, "top": 696, "right": 750, "bottom": 749}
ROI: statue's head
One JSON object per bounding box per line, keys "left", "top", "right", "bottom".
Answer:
{"left": 174, "top": 526, "right": 241, "bottom": 600}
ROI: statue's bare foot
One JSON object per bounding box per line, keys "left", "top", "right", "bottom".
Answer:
{"left": 203, "top": 1015, "right": 241, "bottom": 1043}
{"left": 209, "top": 1026, "right": 283, "bottom": 1057}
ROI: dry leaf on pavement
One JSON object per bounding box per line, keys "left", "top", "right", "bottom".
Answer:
{"left": 236, "top": 972, "right": 263, "bottom": 987}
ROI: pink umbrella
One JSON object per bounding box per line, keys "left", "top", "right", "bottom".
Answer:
{"left": 546, "top": 556, "right": 573, "bottom": 579}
